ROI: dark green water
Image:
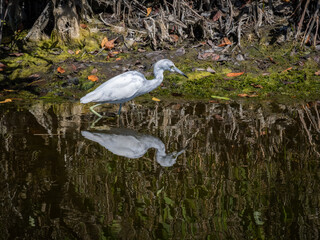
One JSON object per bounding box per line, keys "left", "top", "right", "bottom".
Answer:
{"left": 1, "top": 100, "right": 320, "bottom": 239}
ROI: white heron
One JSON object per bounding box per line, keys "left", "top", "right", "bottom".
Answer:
{"left": 80, "top": 59, "right": 188, "bottom": 117}
{"left": 81, "top": 128, "right": 185, "bottom": 167}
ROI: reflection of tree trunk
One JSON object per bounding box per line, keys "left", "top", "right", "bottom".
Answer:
{"left": 52, "top": 0, "right": 80, "bottom": 41}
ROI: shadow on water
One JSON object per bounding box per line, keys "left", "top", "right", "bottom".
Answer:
{"left": 0, "top": 100, "right": 320, "bottom": 239}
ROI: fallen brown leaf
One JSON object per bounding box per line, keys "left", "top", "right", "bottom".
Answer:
{"left": 169, "top": 34, "right": 179, "bottom": 42}
{"left": 281, "top": 67, "right": 293, "bottom": 73}
{"left": 115, "top": 57, "right": 121, "bottom": 61}
{"left": 251, "top": 83, "right": 263, "bottom": 88}
{"left": 68, "top": 49, "right": 75, "bottom": 54}
{"left": 101, "top": 37, "right": 109, "bottom": 48}
{"left": 88, "top": 75, "right": 98, "bottom": 82}
{"left": 227, "top": 72, "right": 244, "bottom": 77}
{"left": 9, "top": 52, "right": 23, "bottom": 57}
{"left": 91, "top": 68, "right": 98, "bottom": 74}
{"left": 218, "top": 37, "right": 232, "bottom": 47}
{"left": 71, "top": 64, "right": 77, "bottom": 71}
{"left": 214, "top": 114, "right": 224, "bottom": 121}
{"left": 212, "top": 10, "right": 223, "bottom": 22}
{"left": 238, "top": 93, "right": 258, "bottom": 98}
{"left": 268, "top": 56, "right": 276, "bottom": 64}
{"left": 101, "top": 38, "right": 117, "bottom": 50}
{"left": 80, "top": 23, "right": 87, "bottom": 29}
{"left": 238, "top": 93, "right": 249, "bottom": 97}
{"left": 57, "top": 66, "right": 65, "bottom": 73}
{"left": 146, "top": 7, "right": 152, "bottom": 17}
{"left": 0, "top": 99, "right": 12, "bottom": 104}
{"left": 198, "top": 52, "right": 220, "bottom": 61}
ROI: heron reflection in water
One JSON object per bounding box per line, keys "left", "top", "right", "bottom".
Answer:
{"left": 81, "top": 128, "right": 184, "bottom": 167}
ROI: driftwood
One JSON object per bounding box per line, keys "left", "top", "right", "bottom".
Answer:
{"left": 24, "top": 2, "right": 51, "bottom": 41}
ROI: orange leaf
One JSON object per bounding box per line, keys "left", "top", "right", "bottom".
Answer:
{"left": 75, "top": 50, "right": 81, "bottom": 55}
{"left": 88, "top": 75, "right": 98, "bottom": 82}
{"left": 102, "top": 38, "right": 117, "bottom": 50}
{"left": 212, "top": 10, "right": 223, "bottom": 22}
{"left": 238, "top": 93, "right": 248, "bottom": 97}
{"left": 218, "top": 37, "right": 232, "bottom": 47}
{"left": 314, "top": 70, "right": 320, "bottom": 76}
{"left": 101, "top": 37, "right": 109, "bottom": 48}
{"left": 115, "top": 57, "right": 121, "bottom": 61}
{"left": 227, "top": 72, "right": 244, "bottom": 77}
{"left": 146, "top": 7, "right": 152, "bottom": 17}
{"left": 152, "top": 97, "right": 160, "bottom": 102}
{"left": 0, "top": 99, "right": 12, "bottom": 104}
{"left": 268, "top": 56, "right": 276, "bottom": 64}
{"left": 80, "top": 23, "right": 87, "bottom": 29}
{"left": 57, "top": 66, "right": 65, "bottom": 73}
{"left": 281, "top": 67, "right": 292, "bottom": 73}
{"left": 170, "top": 34, "right": 179, "bottom": 42}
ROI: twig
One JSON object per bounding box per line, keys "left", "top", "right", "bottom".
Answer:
{"left": 99, "top": 13, "right": 147, "bottom": 34}
{"left": 314, "top": 16, "right": 319, "bottom": 47}
{"left": 295, "top": 0, "right": 310, "bottom": 40}
{"left": 180, "top": 1, "right": 203, "bottom": 20}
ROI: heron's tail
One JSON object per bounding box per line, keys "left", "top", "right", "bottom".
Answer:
{"left": 80, "top": 92, "right": 95, "bottom": 104}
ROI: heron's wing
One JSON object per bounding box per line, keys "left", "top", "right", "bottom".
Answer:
{"left": 81, "top": 71, "right": 145, "bottom": 103}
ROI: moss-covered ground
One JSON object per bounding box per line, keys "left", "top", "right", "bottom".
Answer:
{"left": 0, "top": 29, "right": 319, "bottom": 104}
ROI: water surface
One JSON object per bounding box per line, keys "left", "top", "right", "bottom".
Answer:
{"left": 1, "top": 100, "right": 320, "bottom": 239}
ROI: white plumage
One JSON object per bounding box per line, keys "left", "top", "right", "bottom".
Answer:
{"left": 81, "top": 128, "right": 184, "bottom": 167}
{"left": 80, "top": 59, "right": 187, "bottom": 117}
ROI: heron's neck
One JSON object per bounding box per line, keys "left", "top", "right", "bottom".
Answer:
{"left": 154, "top": 68, "right": 164, "bottom": 81}
{"left": 144, "top": 69, "right": 164, "bottom": 93}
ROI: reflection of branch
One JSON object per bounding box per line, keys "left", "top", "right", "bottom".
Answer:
{"left": 298, "top": 109, "right": 320, "bottom": 157}
{"left": 302, "top": 105, "right": 320, "bottom": 132}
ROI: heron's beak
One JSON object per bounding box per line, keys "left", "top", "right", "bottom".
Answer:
{"left": 174, "top": 67, "right": 188, "bottom": 78}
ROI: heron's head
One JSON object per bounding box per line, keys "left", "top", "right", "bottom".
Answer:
{"left": 156, "top": 149, "right": 185, "bottom": 167}
{"left": 154, "top": 59, "right": 188, "bottom": 78}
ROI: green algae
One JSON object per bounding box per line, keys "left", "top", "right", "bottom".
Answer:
{"left": 1, "top": 37, "right": 319, "bottom": 102}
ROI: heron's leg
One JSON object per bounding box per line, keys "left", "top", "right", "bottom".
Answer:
{"left": 90, "top": 104, "right": 102, "bottom": 118}
{"left": 117, "top": 103, "right": 122, "bottom": 115}
{"left": 90, "top": 116, "right": 102, "bottom": 128}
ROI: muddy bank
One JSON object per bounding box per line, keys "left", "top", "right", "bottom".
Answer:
{"left": 0, "top": 39, "right": 320, "bottom": 105}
